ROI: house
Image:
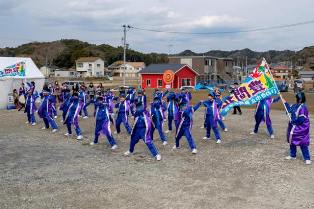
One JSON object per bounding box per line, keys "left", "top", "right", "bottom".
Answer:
{"left": 299, "top": 71, "right": 314, "bottom": 81}
{"left": 168, "top": 56, "right": 234, "bottom": 83}
{"left": 139, "top": 64, "right": 199, "bottom": 89}
{"left": 39, "top": 65, "right": 57, "bottom": 77}
{"left": 54, "top": 69, "right": 79, "bottom": 78}
{"left": 75, "top": 57, "right": 104, "bottom": 77}
{"left": 108, "top": 61, "right": 145, "bottom": 77}
{"left": 270, "top": 65, "right": 294, "bottom": 80}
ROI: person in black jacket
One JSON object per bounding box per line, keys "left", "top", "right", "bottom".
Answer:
{"left": 231, "top": 83, "right": 242, "bottom": 115}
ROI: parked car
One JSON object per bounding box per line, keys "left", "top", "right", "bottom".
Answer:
{"left": 180, "top": 86, "right": 195, "bottom": 91}
{"left": 110, "top": 85, "right": 134, "bottom": 92}
{"left": 104, "top": 75, "right": 113, "bottom": 81}
{"left": 64, "top": 81, "right": 84, "bottom": 90}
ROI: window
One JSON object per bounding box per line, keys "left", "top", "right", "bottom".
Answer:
{"left": 77, "top": 63, "right": 83, "bottom": 68}
{"left": 182, "top": 78, "right": 191, "bottom": 86}
{"left": 97, "top": 64, "right": 101, "bottom": 68}
{"left": 146, "top": 79, "right": 151, "bottom": 87}
{"left": 205, "top": 59, "right": 212, "bottom": 66}
{"left": 225, "top": 61, "right": 228, "bottom": 67}
{"left": 157, "top": 79, "right": 162, "bottom": 87}
{"left": 89, "top": 64, "right": 92, "bottom": 68}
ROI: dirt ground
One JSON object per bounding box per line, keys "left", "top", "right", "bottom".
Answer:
{"left": 0, "top": 106, "right": 313, "bottom": 209}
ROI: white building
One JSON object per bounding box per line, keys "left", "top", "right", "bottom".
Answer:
{"left": 108, "top": 61, "right": 145, "bottom": 77}
{"left": 39, "top": 66, "right": 56, "bottom": 77}
{"left": 75, "top": 57, "right": 105, "bottom": 77}
{"left": 299, "top": 71, "right": 314, "bottom": 81}
{"left": 54, "top": 69, "right": 79, "bottom": 78}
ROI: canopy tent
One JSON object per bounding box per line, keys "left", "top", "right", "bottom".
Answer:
{"left": 0, "top": 57, "right": 45, "bottom": 109}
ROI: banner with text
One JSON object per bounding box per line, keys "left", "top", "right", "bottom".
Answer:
{"left": 220, "top": 58, "right": 279, "bottom": 116}
{"left": 0, "top": 62, "right": 26, "bottom": 77}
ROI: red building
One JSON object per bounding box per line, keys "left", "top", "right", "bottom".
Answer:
{"left": 139, "top": 64, "right": 199, "bottom": 89}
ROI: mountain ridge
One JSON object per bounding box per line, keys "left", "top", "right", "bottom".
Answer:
{"left": 0, "top": 39, "right": 313, "bottom": 68}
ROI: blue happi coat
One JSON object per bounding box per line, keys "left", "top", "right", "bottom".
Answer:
{"left": 64, "top": 97, "right": 83, "bottom": 124}
{"left": 150, "top": 100, "right": 164, "bottom": 121}
{"left": 25, "top": 94, "right": 38, "bottom": 114}
{"left": 95, "top": 101, "right": 110, "bottom": 121}
{"left": 115, "top": 100, "right": 130, "bottom": 120}
{"left": 38, "top": 95, "right": 53, "bottom": 118}
{"left": 167, "top": 93, "right": 178, "bottom": 117}
{"left": 177, "top": 102, "right": 202, "bottom": 129}
{"left": 131, "top": 108, "right": 152, "bottom": 143}
{"left": 203, "top": 99, "right": 220, "bottom": 122}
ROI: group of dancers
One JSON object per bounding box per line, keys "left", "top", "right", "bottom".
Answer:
{"left": 19, "top": 81, "right": 311, "bottom": 164}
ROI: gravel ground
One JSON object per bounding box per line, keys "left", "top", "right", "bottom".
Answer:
{"left": 0, "top": 108, "right": 313, "bottom": 209}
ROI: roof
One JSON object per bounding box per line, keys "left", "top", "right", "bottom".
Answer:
{"left": 54, "top": 68, "right": 76, "bottom": 72}
{"left": 169, "top": 55, "right": 233, "bottom": 61}
{"left": 271, "top": 65, "right": 291, "bottom": 70}
{"left": 127, "top": 62, "right": 145, "bottom": 68}
{"left": 108, "top": 61, "right": 145, "bottom": 68}
{"left": 169, "top": 55, "right": 219, "bottom": 59}
{"left": 139, "top": 64, "right": 199, "bottom": 75}
{"left": 299, "top": 71, "right": 314, "bottom": 75}
{"left": 76, "top": 57, "right": 103, "bottom": 62}
{"left": 0, "top": 57, "right": 44, "bottom": 79}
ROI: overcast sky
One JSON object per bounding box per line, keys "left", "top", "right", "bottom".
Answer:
{"left": 0, "top": 0, "right": 314, "bottom": 53}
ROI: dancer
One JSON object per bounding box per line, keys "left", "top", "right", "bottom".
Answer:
{"left": 250, "top": 96, "right": 280, "bottom": 138}
{"left": 90, "top": 96, "right": 117, "bottom": 149}
{"left": 24, "top": 89, "right": 38, "bottom": 126}
{"left": 124, "top": 102, "right": 161, "bottom": 161}
{"left": 173, "top": 99, "right": 202, "bottom": 154}
{"left": 214, "top": 87, "right": 228, "bottom": 132}
{"left": 38, "top": 87, "right": 58, "bottom": 132}
{"left": 104, "top": 90, "right": 115, "bottom": 125}
{"left": 64, "top": 92, "right": 83, "bottom": 140}
{"left": 59, "top": 89, "right": 71, "bottom": 122}
{"left": 135, "top": 90, "right": 147, "bottom": 110}
{"left": 150, "top": 96, "right": 168, "bottom": 145}
{"left": 115, "top": 94, "right": 132, "bottom": 135}
{"left": 48, "top": 83, "right": 58, "bottom": 118}
{"left": 203, "top": 92, "right": 222, "bottom": 144}
{"left": 165, "top": 91, "right": 178, "bottom": 133}
{"left": 282, "top": 92, "right": 311, "bottom": 165}
{"left": 79, "top": 86, "right": 89, "bottom": 118}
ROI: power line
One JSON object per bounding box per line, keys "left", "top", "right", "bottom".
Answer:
{"left": 129, "top": 20, "right": 314, "bottom": 35}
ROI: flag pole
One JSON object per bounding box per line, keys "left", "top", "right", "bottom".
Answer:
{"left": 263, "top": 58, "right": 291, "bottom": 121}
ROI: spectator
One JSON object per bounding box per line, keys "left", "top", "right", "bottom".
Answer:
{"left": 13, "top": 89, "right": 20, "bottom": 109}
{"left": 231, "top": 82, "right": 242, "bottom": 115}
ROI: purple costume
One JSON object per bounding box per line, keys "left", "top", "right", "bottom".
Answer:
{"left": 64, "top": 97, "right": 83, "bottom": 136}
{"left": 128, "top": 107, "right": 159, "bottom": 157}
{"left": 253, "top": 97, "right": 280, "bottom": 135}
{"left": 285, "top": 103, "right": 310, "bottom": 146}
{"left": 285, "top": 102, "right": 311, "bottom": 161}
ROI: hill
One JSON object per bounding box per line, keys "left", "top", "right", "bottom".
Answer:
{"left": 177, "top": 48, "right": 298, "bottom": 65}
{"left": 1, "top": 40, "right": 314, "bottom": 68}
{"left": 0, "top": 39, "right": 169, "bottom": 68}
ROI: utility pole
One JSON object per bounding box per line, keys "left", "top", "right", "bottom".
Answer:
{"left": 122, "top": 25, "right": 130, "bottom": 86}
{"left": 245, "top": 56, "right": 248, "bottom": 76}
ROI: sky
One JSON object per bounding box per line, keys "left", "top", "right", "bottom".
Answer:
{"left": 0, "top": 0, "right": 314, "bottom": 53}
